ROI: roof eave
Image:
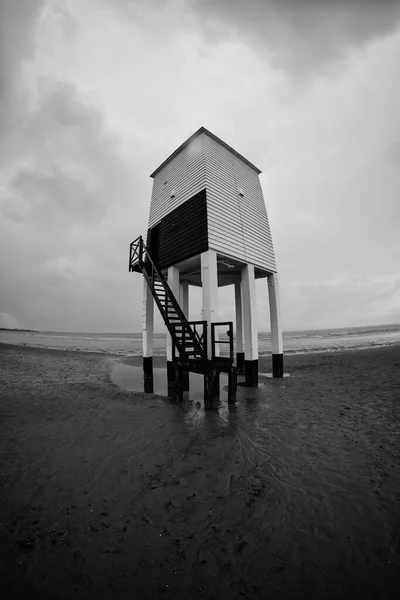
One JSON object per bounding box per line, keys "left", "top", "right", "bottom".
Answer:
{"left": 150, "top": 126, "right": 262, "bottom": 178}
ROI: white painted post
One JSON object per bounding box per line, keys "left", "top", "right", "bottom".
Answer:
{"left": 200, "top": 249, "right": 219, "bottom": 358}
{"left": 166, "top": 265, "right": 180, "bottom": 362}
{"left": 142, "top": 276, "right": 154, "bottom": 392}
{"left": 234, "top": 279, "right": 244, "bottom": 370}
{"left": 166, "top": 265, "right": 180, "bottom": 395}
{"left": 179, "top": 280, "right": 190, "bottom": 391}
{"left": 179, "top": 281, "right": 189, "bottom": 318}
{"left": 241, "top": 264, "right": 258, "bottom": 385}
{"left": 267, "top": 272, "right": 283, "bottom": 377}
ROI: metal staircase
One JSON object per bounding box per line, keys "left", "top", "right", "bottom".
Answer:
{"left": 129, "top": 236, "right": 207, "bottom": 360}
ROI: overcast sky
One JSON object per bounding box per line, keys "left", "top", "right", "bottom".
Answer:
{"left": 0, "top": 0, "right": 399, "bottom": 333}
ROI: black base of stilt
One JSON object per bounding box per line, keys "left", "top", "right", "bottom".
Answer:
{"left": 236, "top": 352, "right": 245, "bottom": 372}
{"left": 181, "top": 370, "right": 190, "bottom": 391}
{"left": 272, "top": 354, "right": 284, "bottom": 378}
{"left": 167, "top": 361, "right": 184, "bottom": 402}
{"left": 228, "top": 366, "right": 237, "bottom": 403}
{"left": 167, "top": 361, "right": 174, "bottom": 385}
{"left": 167, "top": 361, "right": 174, "bottom": 399}
{"left": 204, "top": 366, "right": 220, "bottom": 410}
{"left": 244, "top": 360, "right": 258, "bottom": 387}
{"left": 143, "top": 356, "right": 154, "bottom": 393}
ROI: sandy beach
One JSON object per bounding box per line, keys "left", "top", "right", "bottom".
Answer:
{"left": 0, "top": 343, "right": 399, "bottom": 599}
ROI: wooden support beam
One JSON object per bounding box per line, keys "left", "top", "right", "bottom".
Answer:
{"left": 228, "top": 366, "right": 237, "bottom": 403}
{"left": 179, "top": 281, "right": 190, "bottom": 391}
{"left": 201, "top": 250, "right": 219, "bottom": 358}
{"left": 204, "top": 364, "right": 220, "bottom": 410}
{"left": 142, "top": 276, "right": 154, "bottom": 393}
{"left": 166, "top": 265, "right": 180, "bottom": 366}
{"left": 179, "top": 281, "right": 189, "bottom": 318}
{"left": 241, "top": 264, "right": 259, "bottom": 386}
{"left": 267, "top": 273, "right": 283, "bottom": 377}
{"left": 234, "top": 279, "right": 244, "bottom": 371}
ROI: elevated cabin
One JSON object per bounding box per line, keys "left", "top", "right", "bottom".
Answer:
{"left": 146, "top": 127, "right": 277, "bottom": 287}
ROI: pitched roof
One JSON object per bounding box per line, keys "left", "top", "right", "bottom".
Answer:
{"left": 150, "top": 126, "right": 262, "bottom": 178}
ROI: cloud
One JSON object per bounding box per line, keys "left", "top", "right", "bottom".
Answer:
{"left": 4, "top": 167, "right": 104, "bottom": 226}
{"left": 0, "top": 0, "right": 143, "bottom": 333}
{"left": 0, "top": 0, "right": 44, "bottom": 100}
{"left": 0, "top": 0, "right": 399, "bottom": 333}
{"left": 0, "top": 312, "right": 20, "bottom": 329}
{"left": 0, "top": 78, "right": 141, "bottom": 331}
{"left": 166, "top": 0, "right": 400, "bottom": 78}
{"left": 1, "top": 81, "right": 125, "bottom": 228}
{"left": 280, "top": 276, "right": 400, "bottom": 330}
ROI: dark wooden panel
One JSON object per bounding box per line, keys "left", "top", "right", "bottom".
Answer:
{"left": 146, "top": 190, "right": 208, "bottom": 269}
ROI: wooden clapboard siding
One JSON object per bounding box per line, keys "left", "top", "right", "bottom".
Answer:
{"left": 204, "top": 134, "right": 277, "bottom": 272}
{"left": 146, "top": 190, "right": 208, "bottom": 270}
{"left": 234, "top": 156, "right": 277, "bottom": 272}
{"left": 203, "top": 134, "right": 246, "bottom": 262}
{"left": 148, "top": 134, "right": 206, "bottom": 228}
{"left": 148, "top": 128, "right": 277, "bottom": 273}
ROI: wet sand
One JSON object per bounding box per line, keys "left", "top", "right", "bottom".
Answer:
{"left": 0, "top": 343, "right": 399, "bottom": 599}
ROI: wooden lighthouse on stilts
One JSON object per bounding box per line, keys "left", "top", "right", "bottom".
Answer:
{"left": 129, "top": 127, "right": 283, "bottom": 409}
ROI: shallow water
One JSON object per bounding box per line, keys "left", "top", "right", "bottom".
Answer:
{"left": 110, "top": 363, "right": 232, "bottom": 403}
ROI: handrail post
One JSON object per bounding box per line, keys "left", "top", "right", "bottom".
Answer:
{"left": 138, "top": 236, "right": 143, "bottom": 270}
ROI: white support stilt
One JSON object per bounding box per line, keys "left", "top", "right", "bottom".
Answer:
{"left": 142, "top": 276, "right": 154, "bottom": 392}
{"left": 200, "top": 249, "right": 219, "bottom": 358}
{"left": 179, "top": 281, "right": 189, "bottom": 318}
{"left": 234, "top": 279, "right": 244, "bottom": 370}
{"left": 166, "top": 265, "right": 180, "bottom": 362}
{"left": 178, "top": 280, "right": 190, "bottom": 391}
{"left": 267, "top": 272, "right": 283, "bottom": 377}
{"left": 241, "top": 264, "right": 258, "bottom": 385}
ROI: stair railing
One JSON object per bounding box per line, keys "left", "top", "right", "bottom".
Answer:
{"left": 130, "top": 236, "right": 206, "bottom": 359}
{"left": 171, "top": 321, "right": 207, "bottom": 361}
{"left": 129, "top": 236, "right": 144, "bottom": 272}
{"left": 211, "top": 321, "right": 234, "bottom": 362}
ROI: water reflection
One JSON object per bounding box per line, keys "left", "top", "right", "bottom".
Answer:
{"left": 111, "top": 362, "right": 292, "bottom": 545}
{"left": 110, "top": 362, "right": 287, "bottom": 457}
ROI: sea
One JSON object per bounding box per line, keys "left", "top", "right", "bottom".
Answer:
{"left": 1, "top": 324, "right": 400, "bottom": 357}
